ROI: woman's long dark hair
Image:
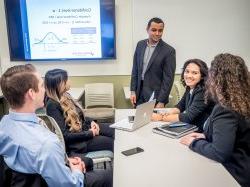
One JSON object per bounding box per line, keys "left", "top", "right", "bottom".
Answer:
{"left": 45, "top": 69, "right": 82, "bottom": 132}
{"left": 45, "top": 69, "right": 68, "bottom": 101}
{"left": 205, "top": 53, "right": 250, "bottom": 117}
{"left": 180, "top": 59, "right": 208, "bottom": 88}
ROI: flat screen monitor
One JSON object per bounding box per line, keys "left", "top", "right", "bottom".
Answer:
{"left": 4, "top": 0, "right": 116, "bottom": 61}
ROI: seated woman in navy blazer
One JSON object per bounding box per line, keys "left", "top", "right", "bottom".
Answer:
{"left": 152, "top": 59, "right": 214, "bottom": 131}
{"left": 180, "top": 53, "right": 250, "bottom": 187}
{"left": 45, "top": 69, "right": 114, "bottom": 156}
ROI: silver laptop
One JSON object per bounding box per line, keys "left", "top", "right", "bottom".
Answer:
{"left": 110, "top": 100, "right": 156, "bottom": 131}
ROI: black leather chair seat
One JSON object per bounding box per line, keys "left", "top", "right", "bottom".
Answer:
{"left": 0, "top": 155, "right": 47, "bottom": 187}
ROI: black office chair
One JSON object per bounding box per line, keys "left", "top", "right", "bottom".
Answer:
{"left": 0, "top": 155, "right": 4, "bottom": 187}
{"left": 0, "top": 155, "right": 47, "bottom": 187}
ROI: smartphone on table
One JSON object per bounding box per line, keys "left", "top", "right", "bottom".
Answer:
{"left": 121, "top": 147, "right": 144, "bottom": 156}
{"left": 128, "top": 116, "right": 135, "bottom": 123}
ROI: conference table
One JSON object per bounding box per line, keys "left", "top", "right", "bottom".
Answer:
{"left": 113, "top": 109, "right": 239, "bottom": 187}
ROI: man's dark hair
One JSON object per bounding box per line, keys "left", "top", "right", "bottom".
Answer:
{"left": 0, "top": 64, "right": 38, "bottom": 109}
{"left": 147, "top": 17, "right": 164, "bottom": 29}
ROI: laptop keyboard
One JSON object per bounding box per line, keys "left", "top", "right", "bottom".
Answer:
{"left": 111, "top": 118, "right": 133, "bottom": 129}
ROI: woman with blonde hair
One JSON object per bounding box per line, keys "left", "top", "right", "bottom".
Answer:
{"left": 45, "top": 69, "right": 114, "bottom": 156}
{"left": 180, "top": 53, "right": 250, "bottom": 186}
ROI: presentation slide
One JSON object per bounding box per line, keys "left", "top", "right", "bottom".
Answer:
{"left": 25, "top": 0, "right": 102, "bottom": 59}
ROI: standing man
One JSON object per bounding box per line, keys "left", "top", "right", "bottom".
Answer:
{"left": 130, "top": 17, "right": 176, "bottom": 108}
{"left": 0, "top": 64, "right": 112, "bottom": 187}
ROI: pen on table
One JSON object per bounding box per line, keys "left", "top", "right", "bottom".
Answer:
{"left": 169, "top": 123, "right": 188, "bottom": 128}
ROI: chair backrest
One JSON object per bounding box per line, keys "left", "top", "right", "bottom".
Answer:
{"left": 38, "top": 114, "right": 113, "bottom": 169}
{"left": 37, "top": 114, "right": 66, "bottom": 152}
{"left": 85, "top": 83, "right": 114, "bottom": 109}
{"left": 0, "top": 155, "right": 47, "bottom": 187}
{"left": 173, "top": 81, "right": 185, "bottom": 101}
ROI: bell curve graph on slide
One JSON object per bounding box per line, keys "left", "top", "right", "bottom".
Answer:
{"left": 31, "top": 30, "right": 97, "bottom": 55}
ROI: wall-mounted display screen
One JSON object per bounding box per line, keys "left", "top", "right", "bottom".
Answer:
{"left": 4, "top": 0, "right": 116, "bottom": 61}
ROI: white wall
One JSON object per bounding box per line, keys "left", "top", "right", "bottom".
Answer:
{"left": 133, "top": 0, "right": 250, "bottom": 73}
{"left": 0, "top": 0, "right": 249, "bottom": 76}
{"left": 0, "top": 0, "right": 134, "bottom": 76}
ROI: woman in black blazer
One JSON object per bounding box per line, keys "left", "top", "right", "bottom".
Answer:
{"left": 180, "top": 53, "right": 250, "bottom": 187}
{"left": 152, "top": 59, "right": 214, "bottom": 131}
{"left": 44, "top": 69, "right": 114, "bottom": 156}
